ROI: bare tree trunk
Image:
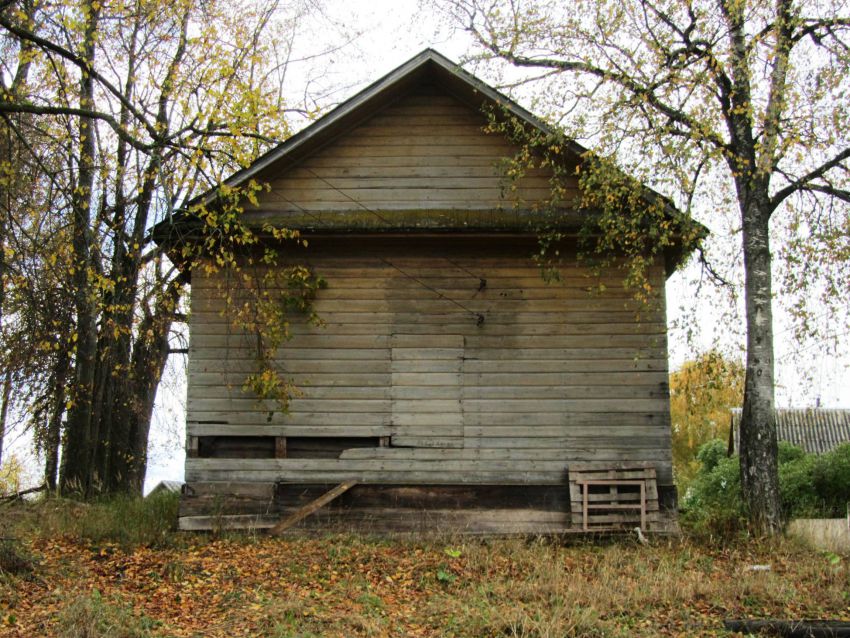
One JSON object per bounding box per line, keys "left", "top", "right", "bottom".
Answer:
{"left": 0, "top": 127, "right": 7, "bottom": 469}
{"left": 125, "top": 277, "right": 183, "bottom": 493}
{"left": 94, "top": 7, "right": 140, "bottom": 494}
{"left": 89, "top": 352, "right": 111, "bottom": 489}
{"left": 43, "top": 345, "right": 71, "bottom": 490}
{"left": 0, "top": 371, "right": 10, "bottom": 468}
{"left": 721, "top": 0, "right": 784, "bottom": 531}
{"left": 0, "top": 60, "right": 13, "bottom": 473}
{"left": 99, "top": 242, "right": 138, "bottom": 492}
{"left": 739, "top": 202, "right": 782, "bottom": 535}
{"left": 61, "top": 0, "right": 101, "bottom": 496}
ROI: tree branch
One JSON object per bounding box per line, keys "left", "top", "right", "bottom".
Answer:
{"left": 770, "top": 147, "right": 850, "bottom": 210}
{"left": 0, "top": 101, "right": 152, "bottom": 151}
{"left": 719, "top": 0, "right": 758, "bottom": 176}
{"left": 462, "top": 12, "right": 732, "bottom": 153}
{"left": 0, "top": 483, "right": 46, "bottom": 501}
{"left": 697, "top": 245, "right": 732, "bottom": 287}
{"left": 798, "top": 183, "right": 850, "bottom": 204}
{"left": 757, "top": 0, "right": 794, "bottom": 177}
{"left": 792, "top": 16, "right": 850, "bottom": 42}
{"left": 0, "top": 11, "right": 161, "bottom": 142}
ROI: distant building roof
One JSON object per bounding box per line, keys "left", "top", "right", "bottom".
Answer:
{"left": 730, "top": 408, "right": 850, "bottom": 455}
{"left": 147, "top": 480, "right": 184, "bottom": 496}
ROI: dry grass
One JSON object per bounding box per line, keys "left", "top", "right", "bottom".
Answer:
{"left": 0, "top": 500, "right": 848, "bottom": 637}
{"left": 54, "top": 591, "right": 158, "bottom": 638}
{"left": 442, "top": 537, "right": 850, "bottom": 637}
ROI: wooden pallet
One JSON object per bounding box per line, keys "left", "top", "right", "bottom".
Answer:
{"left": 568, "top": 464, "right": 659, "bottom": 531}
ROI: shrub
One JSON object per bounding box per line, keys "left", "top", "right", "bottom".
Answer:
{"left": 813, "top": 443, "right": 850, "bottom": 517}
{"left": 778, "top": 441, "right": 807, "bottom": 464}
{"left": 695, "top": 439, "right": 728, "bottom": 473}
{"left": 681, "top": 441, "right": 745, "bottom": 536}
{"left": 684, "top": 439, "right": 850, "bottom": 535}
{"left": 778, "top": 452, "right": 819, "bottom": 518}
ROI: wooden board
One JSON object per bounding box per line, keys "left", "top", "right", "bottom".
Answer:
{"left": 185, "top": 212, "right": 674, "bottom": 489}
{"left": 177, "top": 481, "right": 679, "bottom": 534}
{"left": 178, "top": 508, "right": 573, "bottom": 534}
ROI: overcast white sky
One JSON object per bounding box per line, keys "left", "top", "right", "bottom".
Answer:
{"left": 3, "top": 0, "right": 847, "bottom": 491}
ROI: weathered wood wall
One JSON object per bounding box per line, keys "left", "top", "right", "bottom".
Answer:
{"left": 240, "top": 84, "right": 578, "bottom": 230}
{"left": 180, "top": 81, "right": 677, "bottom": 532}
{"left": 186, "top": 237, "right": 673, "bottom": 489}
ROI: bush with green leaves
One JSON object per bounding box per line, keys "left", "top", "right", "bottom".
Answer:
{"left": 683, "top": 439, "right": 850, "bottom": 535}
{"left": 812, "top": 443, "right": 850, "bottom": 516}
{"left": 778, "top": 449, "right": 819, "bottom": 518}
{"left": 681, "top": 441, "right": 745, "bottom": 536}
{"left": 778, "top": 440, "right": 807, "bottom": 464}
{"left": 695, "top": 439, "right": 729, "bottom": 474}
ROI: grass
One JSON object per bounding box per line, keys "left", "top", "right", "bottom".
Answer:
{"left": 8, "top": 492, "right": 180, "bottom": 550}
{"left": 0, "top": 497, "right": 848, "bottom": 637}
{"left": 445, "top": 538, "right": 849, "bottom": 637}
{"left": 55, "top": 590, "right": 159, "bottom": 638}
{"left": 0, "top": 539, "right": 35, "bottom": 577}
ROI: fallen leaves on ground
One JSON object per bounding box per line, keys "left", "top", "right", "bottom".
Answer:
{"left": 1, "top": 533, "right": 848, "bottom": 637}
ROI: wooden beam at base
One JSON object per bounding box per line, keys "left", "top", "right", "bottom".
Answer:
{"left": 268, "top": 480, "right": 358, "bottom": 536}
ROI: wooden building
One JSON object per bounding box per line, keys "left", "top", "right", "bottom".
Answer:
{"left": 160, "top": 50, "right": 693, "bottom": 534}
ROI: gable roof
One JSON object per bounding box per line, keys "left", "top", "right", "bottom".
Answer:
{"left": 188, "top": 48, "right": 586, "bottom": 210}
{"left": 730, "top": 408, "right": 850, "bottom": 455}
{"left": 153, "top": 49, "right": 698, "bottom": 275}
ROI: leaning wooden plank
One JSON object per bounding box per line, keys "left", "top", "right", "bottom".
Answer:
{"left": 268, "top": 480, "right": 358, "bottom": 536}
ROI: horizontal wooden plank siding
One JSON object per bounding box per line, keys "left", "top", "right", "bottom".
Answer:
{"left": 186, "top": 237, "right": 673, "bottom": 486}
{"left": 168, "top": 55, "right": 691, "bottom": 533}
{"left": 240, "top": 87, "right": 576, "bottom": 226}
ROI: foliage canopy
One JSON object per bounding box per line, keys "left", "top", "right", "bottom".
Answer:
{"left": 670, "top": 351, "right": 744, "bottom": 490}
{"left": 0, "top": 0, "right": 343, "bottom": 494}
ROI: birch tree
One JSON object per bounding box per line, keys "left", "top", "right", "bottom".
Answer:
{"left": 439, "top": 0, "right": 850, "bottom": 533}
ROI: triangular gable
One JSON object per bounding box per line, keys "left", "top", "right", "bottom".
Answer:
{"left": 154, "top": 49, "right": 696, "bottom": 274}
{"left": 239, "top": 78, "right": 579, "bottom": 231}
{"left": 191, "top": 49, "right": 586, "bottom": 210}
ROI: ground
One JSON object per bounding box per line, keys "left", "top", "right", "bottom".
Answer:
{"left": 0, "top": 499, "right": 848, "bottom": 637}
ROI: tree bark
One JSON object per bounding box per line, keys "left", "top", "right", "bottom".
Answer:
{"left": 125, "top": 277, "right": 183, "bottom": 493}
{"left": 60, "top": 0, "right": 101, "bottom": 496}
{"left": 44, "top": 348, "right": 70, "bottom": 490}
{"left": 739, "top": 197, "right": 782, "bottom": 535}
{"left": 95, "top": 7, "right": 141, "bottom": 494}
{"left": 0, "top": 118, "right": 7, "bottom": 469}
{"left": 721, "top": 0, "right": 783, "bottom": 535}
{"left": 0, "top": 371, "right": 10, "bottom": 468}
